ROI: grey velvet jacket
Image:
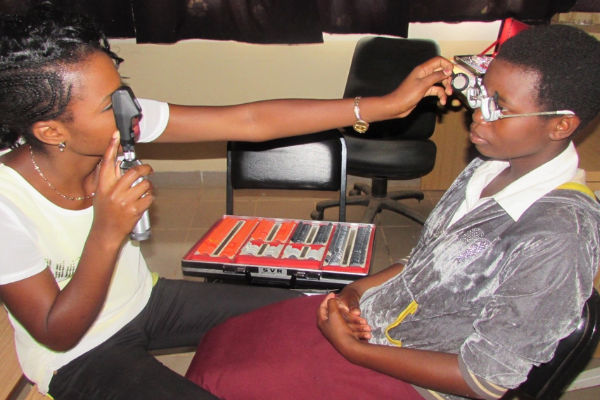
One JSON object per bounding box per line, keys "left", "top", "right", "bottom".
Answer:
{"left": 360, "top": 158, "right": 600, "bottom": 400}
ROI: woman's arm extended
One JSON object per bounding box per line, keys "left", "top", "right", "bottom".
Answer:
{"left": 155, "top": 56, "right": 453, "bottom": 143}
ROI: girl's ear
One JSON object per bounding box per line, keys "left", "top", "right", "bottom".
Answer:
{"left": 31, "top": 120, "right": 68, "bottom": 146}
{"left": 549, "top": 114, "right": 580, "bottom": 141}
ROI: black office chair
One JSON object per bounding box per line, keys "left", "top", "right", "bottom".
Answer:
{"left": 503, "top": 289, "right": 600, "bottom": 400}
{"left": 312, "top": 37, "right": 439, "bottom": 224}
{"left": 227, "top": 132, "right": 347, "bottom": 221}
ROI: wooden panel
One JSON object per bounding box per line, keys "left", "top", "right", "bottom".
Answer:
{"left": 23, "top": 384, "right": 48, "bottom": 400}
{"left": 421, "top": 108, "right": 473, "bottom": 190}
{"left": 576, "top": 114, "right": 600, "bottom": 191}
{"left": 0, "top": 307, "right": 50, "bottom": 399}
{"left": 0, "top": 307, "right": 24, "bottom": 399}
{"left": 422, "top": 109, "right": 600, "bottom": 192}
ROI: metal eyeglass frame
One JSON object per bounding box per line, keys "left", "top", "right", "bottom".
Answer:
{"left": 466, "top": 77, "right": 574, "bottom": 122}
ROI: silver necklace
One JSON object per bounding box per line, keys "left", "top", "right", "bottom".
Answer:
{"left": 29, "top": 145, "right": 95, "bottom": 201}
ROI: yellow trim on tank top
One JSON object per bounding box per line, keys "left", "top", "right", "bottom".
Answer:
{"left": 151, "top": 272, "right": 160, "bottom": 286}
{"left": 385, "top": 300, "right": 418, "bottom": 346}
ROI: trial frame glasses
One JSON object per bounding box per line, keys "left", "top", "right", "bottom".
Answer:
{"left": 466, "top": 77, "right": 574, "bottom": 122}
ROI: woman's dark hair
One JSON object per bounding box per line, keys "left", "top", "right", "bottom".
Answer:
{"left": 496, "top": 24, "right": 600, "bottom": 134}
{"left": 0, "top": 1, "right": 122, "bottom": 149}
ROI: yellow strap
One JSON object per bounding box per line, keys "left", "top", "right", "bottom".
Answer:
{"left": 385, "top": 300, "right": 418, "bottom": 346}
{"left": 556, "top": 182, "right": 596, "bottom": 200}
{"left": 151, "top": 272, "right": 160, "bottom": 286}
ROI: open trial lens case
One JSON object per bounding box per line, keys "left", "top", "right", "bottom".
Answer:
{"left": 182, "top": 215, "right": 375, "bottom": 289}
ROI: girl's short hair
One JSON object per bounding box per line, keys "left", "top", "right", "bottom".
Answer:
{"left": 496, "top": 24, "right": 600, "bottom": 133}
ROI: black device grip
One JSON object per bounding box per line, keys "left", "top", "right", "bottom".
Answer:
{"left": 111, "top": 86, "right": 142, "bottom": 153}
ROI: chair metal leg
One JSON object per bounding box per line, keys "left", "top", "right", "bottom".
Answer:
{"left": 312, "top": 194, "right": 370, "bottom": 220}
{"left": 378, "top": 198, "right": 427, "bottom": 224}
{"left": 350, "top": 182, "right": 371, "bottom": 196}
{"left": 359, "top": 198, "right": 381, "bottom": 223}
{"left": 313, "top": 189, "right": 427, "bottom": 224}
{"left": 313, "top": 173, "right": 429, "bottom": 224}
{"left": 388, "top": 189, "right": 424, "bottom": 201}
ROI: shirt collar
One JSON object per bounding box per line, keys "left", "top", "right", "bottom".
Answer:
{"left": 471, "top": 142, "right": 579, "bottom": 221}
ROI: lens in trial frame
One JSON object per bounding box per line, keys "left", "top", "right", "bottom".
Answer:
{"left": 466, "top": 86, "right": 483, "bottom": 109}
{"left": 481, "top": 96, "right": 503, "bottom": 122}
{"left": 451, "top": 72, "right": 471, "bottom": 91}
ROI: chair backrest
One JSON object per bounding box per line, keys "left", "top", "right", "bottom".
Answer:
{"left": 506, "top": 289, "right": 600, "bottom": 400}
{"left": 342, "top": 37, "right": 440, "bottom": 140}
{"left": 226, "top": 132, "right": 347, "bottom": 221}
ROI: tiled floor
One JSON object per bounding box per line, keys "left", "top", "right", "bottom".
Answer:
{"left": 144, "top": 171, "right": 600, "bottom": 399}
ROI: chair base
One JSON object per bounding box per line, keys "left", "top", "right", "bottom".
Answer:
{"left": 312, "top": 181, "right": 427, "bottom": 224}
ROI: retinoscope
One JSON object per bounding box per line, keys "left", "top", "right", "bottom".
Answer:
{"left": 111, "top": 86, "right": 151, "bottom": 241}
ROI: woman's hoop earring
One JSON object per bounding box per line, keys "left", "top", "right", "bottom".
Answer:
{"left": 58, "top": 142, "right": 66, "bottom": 152}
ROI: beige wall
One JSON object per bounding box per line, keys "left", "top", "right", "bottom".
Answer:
{"left": 110, "top": 21, "right": 501, "bottom": 173}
